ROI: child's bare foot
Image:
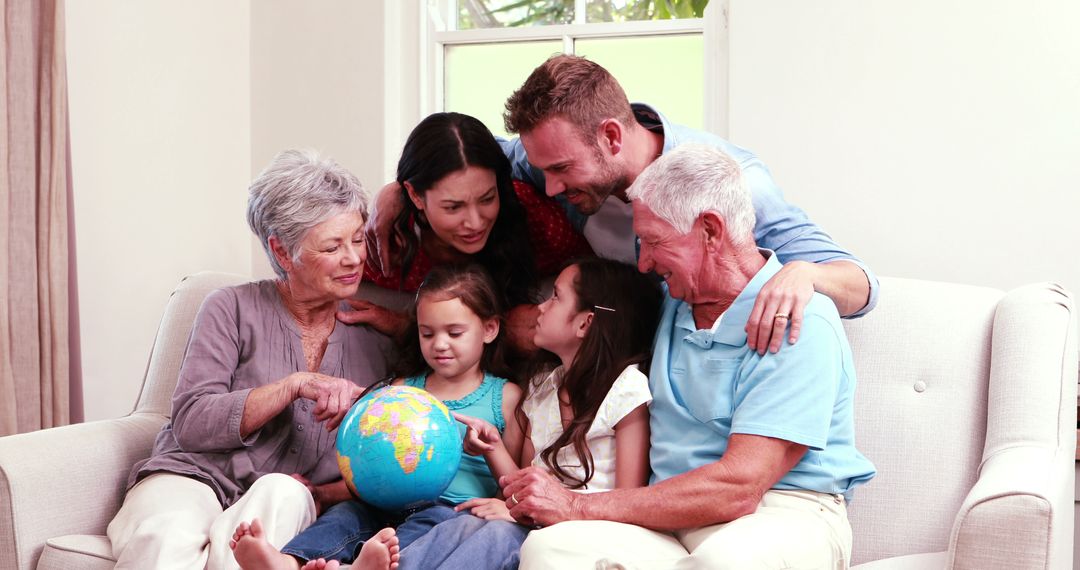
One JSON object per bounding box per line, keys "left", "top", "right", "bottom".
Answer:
{"left": 229, "top": 520, "right": 254, "bottom": 550}
{"left": 300, "top": 559, "right": 340, "bottom": 570}
{"left": 355, "top": 527, "right": 400, "bottom": 570}
{"left": 231, "top": 518, "right": 302, "bottom": 570}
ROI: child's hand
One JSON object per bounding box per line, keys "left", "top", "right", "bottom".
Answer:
{"left": 454, "top": 497, "right": 515, "bottom": 522}
{"left": 453, "top": 413, "right": 500, "bottom": 455}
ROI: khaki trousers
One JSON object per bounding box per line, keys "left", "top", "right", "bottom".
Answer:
{"left": 107, "top": 472, "right": 316, "bottom": 570}
{"left": 520, "top": 489, "right": 852, "bottom": 570}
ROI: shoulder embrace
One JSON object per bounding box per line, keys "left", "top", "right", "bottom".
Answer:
{"left": 792, "top": 304, "right": 848, "bottom": 350}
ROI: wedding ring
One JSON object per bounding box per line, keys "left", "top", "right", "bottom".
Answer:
{"left": 774, "top": 313, "right": 790, "bottom": 320}
{"left": 510, "top": 493, "right": 520, "bottom": 506}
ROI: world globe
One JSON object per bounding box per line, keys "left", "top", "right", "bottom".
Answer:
{"left": 336, "top": 385, "right": 463, "bottom": 511}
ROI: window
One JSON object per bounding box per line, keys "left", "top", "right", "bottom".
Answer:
{"left": 423, "top": 0, "right": 723, "bottom": 139}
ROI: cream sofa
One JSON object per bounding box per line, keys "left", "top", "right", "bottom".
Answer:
{"left": 0, "top": 272, "right": 1075, "bottom": 569}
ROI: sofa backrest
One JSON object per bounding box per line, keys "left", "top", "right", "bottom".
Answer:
{"left": 135, "top": 272, "right": 250, "bottom": 416}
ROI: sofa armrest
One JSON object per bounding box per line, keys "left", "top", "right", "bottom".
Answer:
{"left": 0, "top": 413, "right": 166, "bottom": 570}
{"left": 947, "top": 445, "right": 1073, "bottom": 570}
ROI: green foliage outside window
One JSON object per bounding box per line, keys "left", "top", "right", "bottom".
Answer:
{"left": 458, "top": 0, "right": 709, "bottom": 29}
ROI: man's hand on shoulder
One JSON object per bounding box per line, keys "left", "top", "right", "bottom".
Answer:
{"left": 745, "top": 261, "right": 816, "bottom": 355}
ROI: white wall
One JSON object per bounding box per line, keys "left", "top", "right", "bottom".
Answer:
{"left": 67, "top": 1, "right": 394, "bottom": 421}
{"left": 66, "top": 1, "right": 1079, "bottom": 421}
{"left": 250, "top": 0, "right": 389, "bottom": 278}
{"left": 67, "top": 2, "right": 253, "bottom": 421}
{"left": 726, "top": 0, "right": 1080, "bottom": 295}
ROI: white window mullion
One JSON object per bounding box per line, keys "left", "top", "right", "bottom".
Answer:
{"left": 444, "top": 0, "right": 457, "bottom": 31}
{"left": 703, "top": 0, "right": 727, "bottom": 136}
{"left": 574, "top": 0, "right": 587, "bottom": 24}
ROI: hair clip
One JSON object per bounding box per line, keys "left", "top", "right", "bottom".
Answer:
{"left": 593, "top": 305, "right": 616, "bottom": 313}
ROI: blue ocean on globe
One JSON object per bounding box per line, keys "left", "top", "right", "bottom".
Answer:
{"left": 336, "top": 385, "right": 463, "bottom": 511}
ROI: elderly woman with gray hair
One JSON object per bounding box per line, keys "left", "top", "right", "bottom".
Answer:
{"left": 106, "top": 150, "right": 393, "bottom": 570}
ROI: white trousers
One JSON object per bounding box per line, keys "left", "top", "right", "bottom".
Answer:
{"left": 107, "top": 472, "right": 317, "bottom": 570}
{"left": 519, "top": 489, "right": 852, "bottom": 570}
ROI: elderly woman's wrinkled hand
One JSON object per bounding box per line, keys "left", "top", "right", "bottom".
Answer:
{"left": 292, "top": 372, "right": 365, "bottom": 431}
{"left": 500, "top": 466, "right": 582, "bottom": 528}
{"left": 337, "top": 299, "right": 410, "bottom": 340}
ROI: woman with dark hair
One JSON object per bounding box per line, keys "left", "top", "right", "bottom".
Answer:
{"left": 343, "top": 112, "right": 591, "bottom": 348}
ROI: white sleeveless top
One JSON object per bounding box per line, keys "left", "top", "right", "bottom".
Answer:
{"left": 521, "top": 364, "right": 652, "bottom": 492}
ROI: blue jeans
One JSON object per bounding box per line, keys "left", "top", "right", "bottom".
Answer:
{"left": 398, "top": 513, "right": 530, "bottom": 570}
{"left": 281, "top": 500, "right": 459, "bottom": 563}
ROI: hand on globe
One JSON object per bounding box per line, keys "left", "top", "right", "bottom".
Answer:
{"left": 292, "top": 372, "right": 365, "bottom": 430}
{"left": 336, "top": 385, "right": 463, "bottom": 511}
{"left": 453, "top": 412, "right": 501, "bottom": 456}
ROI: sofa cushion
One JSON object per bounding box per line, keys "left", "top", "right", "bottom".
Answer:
{"left": 37, "top": 534, "right": 114, "bottom": 570}
{"left": 852, "top": 551, "right": 948, "bottom": 569}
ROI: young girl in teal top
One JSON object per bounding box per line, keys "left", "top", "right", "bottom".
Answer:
{"left": 231, "top": 265, "right": 524, "bottom": 570}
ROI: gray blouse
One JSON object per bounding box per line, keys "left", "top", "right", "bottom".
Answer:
{"left": 128, "top": 280, "right": 393, "bottom": 507}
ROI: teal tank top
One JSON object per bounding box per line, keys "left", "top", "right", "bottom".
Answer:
{"left": 404, "top": 372, "right": 507, "bottom": 504}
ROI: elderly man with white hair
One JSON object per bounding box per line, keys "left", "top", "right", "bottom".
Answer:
{"left": 502, "top": 143, "right": 877, "bottom": 569}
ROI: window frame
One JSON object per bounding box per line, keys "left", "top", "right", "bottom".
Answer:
{"left": 419, "top": 0, "right": 727, "bottom": 136}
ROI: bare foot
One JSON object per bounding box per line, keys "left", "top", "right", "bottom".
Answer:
{"left": 231, "top": 518, "right": 302, "bottom": 570}
{"left": 230, "top": 520, "right": 253, "bottom": 550}
{"left": 300, "top": 559, "right": 340, "bottom": 570}
{"left": 355, "top": 527, "right": 400, "bottom": 570}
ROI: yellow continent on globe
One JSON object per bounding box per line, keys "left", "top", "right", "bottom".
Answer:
{"left": 338, "top": 454, "right": 355, "bottom": 490}
{"left": 359, "top": 396, "right": 435, "bottom": 474}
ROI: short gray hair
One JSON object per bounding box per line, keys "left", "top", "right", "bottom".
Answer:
{"left": 247, "top": 149, "right": 368, "bottom": 279}
{"left": 626, "top": 144, "right": 755, "bottom": 245}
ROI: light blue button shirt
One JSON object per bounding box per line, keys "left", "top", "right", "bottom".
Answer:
{"left": 499, "top": 102, "right": 879, "bottom": 317}
{"left": 648, "top": 252, "right": 876, "bottom": 499}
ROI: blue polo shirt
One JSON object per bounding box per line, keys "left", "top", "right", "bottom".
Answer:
{"left": 498, "top": 102, "right": 879, "bottom": 317}
{"left": 648, "top": 252, "right": 876, "bottom": 498}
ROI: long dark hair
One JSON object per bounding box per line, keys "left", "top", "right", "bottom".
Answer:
{"left": 392, "top": 112, "right": 537, "bottom": 306}
{"left": 394, "top": 264, "right": 513, "bottom": 382}
{"left": 536, "top": 257, "right": 662, "bottom": 489}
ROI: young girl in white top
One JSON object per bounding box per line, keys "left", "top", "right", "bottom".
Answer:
{"left": 454, "top": 257, "right": 663, "bottom": 523}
